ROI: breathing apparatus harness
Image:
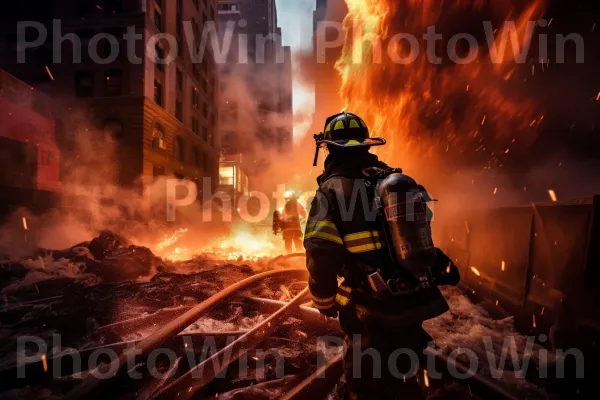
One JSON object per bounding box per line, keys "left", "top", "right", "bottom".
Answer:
{"left": 361, "top": 167, "right": 436, "bottom": 297}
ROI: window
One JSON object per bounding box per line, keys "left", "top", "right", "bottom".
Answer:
{"left": 202, "top": 125, "right": 208, "bottom": 142}
{"left": 154, "top": 10, "right": 163, "bottom": 32}
{"left": 154, "top": 80, "right": 163, "bottom": 106}
{"left": 176, "top": 100, "right": 183, "bottom": 121}
{"left": 192, "top": 147, "right": 201, "bottom": 167}
{"left": 192, "top": 87, "right": 199, "bottom": 108}
{"left": 219, "top": 165, "right": 234, "bottom": 185}
{"left": 75, "top": 71, "right": 94, "bottom": 98}
{"left": 155, "top": 44, "right": 164, "bottom": 71}
{"left": 176, "top": 68, "right": 183, "bottom": 91}
{"left": 191, "top": 117, "right": 199, "bottom": 135}
{"left": 153, "top": 122, "right": 167, "bottom": 149}
{"left": 174, "top": 136, "right": 185, "bottom": 162}
{"left": 104, "top": 69, "right": 122, "bottom": 96}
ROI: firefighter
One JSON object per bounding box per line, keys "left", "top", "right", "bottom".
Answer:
{"left": 304, "top": 112, "right": 460, "bottom": 400}
{"left": 275, "top": 190, "right": 307, "bottom": 253}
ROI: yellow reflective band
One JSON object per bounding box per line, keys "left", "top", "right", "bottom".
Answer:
{"left": 325, "top": 122, "right": 332, "bottom": 132}
{"left": 343, "top": 231, "right": 380, "bottom": 242}
{"left": 346, "top": 242, "right": 384, "bottom": 253}
{"left": 311, "top": 294, "right": 336, "bottom": 304}
{"left": 339, "top": 285, "right": 352, "bottom": 295}
{"left": 306, "top": 220, "right": 337, "bottom": 231}
{"left": 335, "top": 293, "right": 350, "bottom": 306}
{"left": 346, "top": 139, "right": 361, "bottom": 146}
{"left": 349, "top": 119, "right": 360, "bottom": 129}
{"left": 305, "top": 231, "right": 343, "bottom": 245}
{"left": 334, "top": 120, "right": 345, "bottom": 130}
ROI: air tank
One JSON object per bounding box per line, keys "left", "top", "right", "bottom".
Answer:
{"left": 376, "top": 172, "right": 437, "bottom": 278}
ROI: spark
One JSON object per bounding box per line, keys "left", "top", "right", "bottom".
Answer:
{"left": 465, "top": 220, "right": 470, "bottom": 234}
{"left": 45, "top": 66, "right": 55, "bottom": 81}
{"left": 470, "top": 267, "right": 481, "bottom": 277}
{"left": 495, "top": 300, "right": 499, "bottom": 306}
{"left": 446, "top": 264, "right": 451, "bottom": 274}
{"left": 41, "top": 354, "right": 48, "bottom": 372}
{"left": 501, "top": 261, "right": 506, "bottom": 271}
{"left": 597, "top": 92, "right": 600, "bottom": 101}
{"left": 505, "top": 149, "right": 510, "bottom": 154}
{"left": 493, "top": 187, "right": 498, "bottom": 195}
{"left": 548, "top": 190, "right": 558, "bottom": 202}
{"left": 541, "top": 307, "right": 545, "bottom": 315}
{"left": 22, "top": 217, "right": 28, "bottom": 231}
{"left": 424, "top": 370, "right": 430, "bottom": 387}
{"left": 532, "top": 314, "right": 537, "bottom": 328}
{"left": 481, "top": 115, "right": 486, "bottom": 125}
{"left": 530, "top": 119, "right": 537, "bottom": 127}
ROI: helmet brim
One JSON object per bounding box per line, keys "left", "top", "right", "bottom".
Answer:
{"left": 317, "top": 137, "right": 386, "bottom": 148}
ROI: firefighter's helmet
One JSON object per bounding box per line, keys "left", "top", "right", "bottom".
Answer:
{"left": 313, "top": 112, "right": 386, "bottom": 165}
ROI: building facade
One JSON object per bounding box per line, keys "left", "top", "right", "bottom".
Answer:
{"left": 217, "top": 0, "right": 292, "bottom": 161}
{"left": 311, "top": 0, "right": 346, "bottom": 134}
{"left": 0, "top": 0, "right": 220, "bottom": 197}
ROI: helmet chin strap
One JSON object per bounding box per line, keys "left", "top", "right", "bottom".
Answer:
{"left": 313, "top": 145, "right": 320, "bottom": 166}
{"left": 313, "top": 133, "right": 324, "bottom": 166}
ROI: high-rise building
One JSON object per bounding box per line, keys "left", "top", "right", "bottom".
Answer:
{"left": 311, "top": 0, "right": 346, "bottom": 133}
{"left": 216, "top": 0, "right": 292, "bottom": 201}
{"left": 217, "top": 0, "right": 292, "bottom": 158}
{"left": 0, "top": 0, "right": 220, "bottom": 196}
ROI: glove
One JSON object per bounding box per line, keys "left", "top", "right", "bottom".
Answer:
{"left": 433, "top": 248, "right": 461, "bottom": 286}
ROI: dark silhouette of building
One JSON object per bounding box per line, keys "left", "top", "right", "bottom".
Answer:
{"left": 0, "top": 0, "right": 220, "bottom": 195}
{"left": 311, "top": 0, "right": 346, "bottom": 135}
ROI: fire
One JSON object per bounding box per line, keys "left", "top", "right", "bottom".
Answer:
{"left": 336, "top": 0, "right": 547, "bottom": 176}
{"left": 150, "top": 226, "right": 283, "bottom": 262}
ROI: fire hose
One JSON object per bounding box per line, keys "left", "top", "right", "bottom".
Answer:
{"left": 151, "top": 286, "right": 310, "bottom": 400}
{"left": 64, "top": 267, "right": 308, "bottom": 400}
{"left": 57, "top": 258, "right": 519, "bottom": 400}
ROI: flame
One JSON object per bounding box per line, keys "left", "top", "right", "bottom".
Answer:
{"left": 150, "top": 226, "right": 283, "bottom": 262}
{"left": 336, "top": 0, "right": 547, "bottom": 175}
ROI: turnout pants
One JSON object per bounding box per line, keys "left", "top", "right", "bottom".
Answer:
{"left": 339, "top": 310, "right": 432, "bottom": 400}
{"left": 282, "top": 229, "right": 303, "bottom": 253}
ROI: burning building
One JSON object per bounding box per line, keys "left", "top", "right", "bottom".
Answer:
{"left": 0, "top": 0, "right": 221, "bottom": 198}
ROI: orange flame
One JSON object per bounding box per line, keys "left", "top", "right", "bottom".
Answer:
{"left": 335, "top": 0, "right": 547, "bottom": 176}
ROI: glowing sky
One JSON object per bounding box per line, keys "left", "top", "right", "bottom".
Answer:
{"left": 276, "top": 0, "right": 316, "bottom": 140}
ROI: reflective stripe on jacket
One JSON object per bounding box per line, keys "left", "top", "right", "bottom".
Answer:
{"left": 303, "top": 159, "right": 451, "bottom": 325}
